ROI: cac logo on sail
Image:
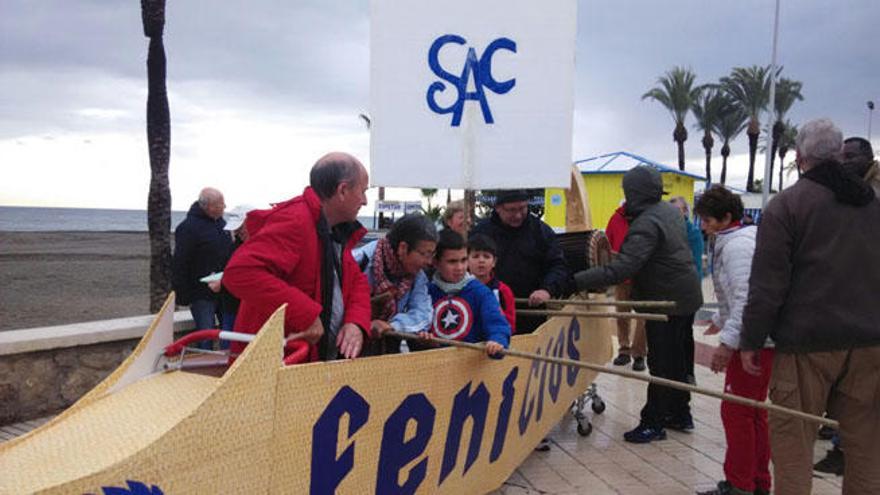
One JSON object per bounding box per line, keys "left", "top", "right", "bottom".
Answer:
{"left": 426, "top": 35, "right": 517, "bottom": 127}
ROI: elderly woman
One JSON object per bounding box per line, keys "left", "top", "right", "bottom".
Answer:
{"left": 441, "top": 199, "right": 469, "bottom": 236}
{"left": 695, "top": 186, "right": 772, "bottom": 495}
{"left": 353, "top": 213, "right": 438, "bottom": 353}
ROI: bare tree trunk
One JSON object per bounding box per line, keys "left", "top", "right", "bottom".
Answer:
{"left": 673, "top": 124, "right": 687, "bottom": 171}
{"left": 142, "top": 0, "right": 172, "bottom": 313}
{"left": 746, "top": 125, "right": 759, "bottom": 192}
{"left": 778, "top": 148, "right": 786, "bottom": 191}
{"left": 768, "top": 120, "right": 783, "bottom": 192}
{"left": 702, "top": 131, "right": 713, "bottom": 184}
{"left": 720, "top": 141, "right": 730, "bottom": 185}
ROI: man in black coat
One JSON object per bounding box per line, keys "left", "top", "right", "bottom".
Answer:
{"left": 172, "top": 187, "right": 233, "bottom": 332}
{"left": 470, "top": 189, "right": 571, "bottom": 333}
{"left": 574, "top": 166, "right": 702, "bottom": 444}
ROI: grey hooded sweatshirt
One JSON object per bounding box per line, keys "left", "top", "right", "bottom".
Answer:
{"left": 574, "top": 166, "right": 703, "bottom": 315}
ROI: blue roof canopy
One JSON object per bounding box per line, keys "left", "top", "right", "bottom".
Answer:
{"left": 574, "top": 151, "right": 707, "bottom": 181}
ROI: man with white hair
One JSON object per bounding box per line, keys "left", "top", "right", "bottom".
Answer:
{"left": 172, "top": 187, "right": 233, "bottom": 333}
{"left": 740, "top": 118, "right": 880, "bottom": 494}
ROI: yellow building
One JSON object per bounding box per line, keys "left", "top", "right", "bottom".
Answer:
{"left": 544, "top": 151, "right": 705, "bottom": 231}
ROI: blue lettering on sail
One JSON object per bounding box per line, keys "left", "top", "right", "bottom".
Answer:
{"left": 426, "top": 35, "right": 517, "bottom": 126}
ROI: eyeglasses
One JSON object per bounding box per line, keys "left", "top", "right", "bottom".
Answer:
{"left": 415, "top": 248, "right": 436, "bottom": 259}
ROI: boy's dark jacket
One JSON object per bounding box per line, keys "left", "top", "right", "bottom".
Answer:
{"left": 428, "top": 278, "right": 511, "bottom": 349}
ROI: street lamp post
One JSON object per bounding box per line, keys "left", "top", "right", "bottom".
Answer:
{"left": 761, "top": 0, "right": 781, "bottom": 209}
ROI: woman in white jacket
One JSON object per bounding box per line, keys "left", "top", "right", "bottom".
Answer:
{"left": 695, "top": 186, "right": 773, "bottom": 495}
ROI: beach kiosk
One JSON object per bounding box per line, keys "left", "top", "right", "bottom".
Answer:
{"left": 543, "top": 151, "right": 706, "bottom": 232}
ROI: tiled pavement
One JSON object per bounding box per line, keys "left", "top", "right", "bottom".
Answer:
{"left": 491, "top": 278, "right": 844, "bottom": 494}
{"left": 491, "top": 357, "right": 843, "bottom": 494}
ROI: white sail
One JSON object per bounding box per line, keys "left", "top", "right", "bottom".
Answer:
{"left": 370, "top": 0, "right": 577, "bottom": 189}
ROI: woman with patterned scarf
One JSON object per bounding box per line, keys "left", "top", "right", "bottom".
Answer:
{"left": 352, "top": 213, "right": 438, "bottom": 354}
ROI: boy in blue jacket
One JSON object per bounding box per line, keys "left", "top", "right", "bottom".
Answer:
{"left": 426, "top": 229, "right": 511, "bottom": 356}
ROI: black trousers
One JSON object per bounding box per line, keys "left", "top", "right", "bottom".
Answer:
{"left": 640, "top": 313, "right": 695, "bottom": 428}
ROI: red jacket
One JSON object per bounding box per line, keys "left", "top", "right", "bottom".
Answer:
{"left": 487, "top": 278, "right": 517, "bottom": 334}
{"left": 223, "top": 187, "right": 371, "bottom": 362}
{"left": 605, "top": 205, "right": 629, "bottom": 252}
{"left": 605, "top": 205, "right": 632, "bottom": 285}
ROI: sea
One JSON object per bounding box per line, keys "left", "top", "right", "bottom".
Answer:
{"left": 0, "top": 206, "right": 378, "bottom": 232}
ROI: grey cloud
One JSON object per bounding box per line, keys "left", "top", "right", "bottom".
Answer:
{"left": 2, "top": 0, "right": 877, "bottom": 194}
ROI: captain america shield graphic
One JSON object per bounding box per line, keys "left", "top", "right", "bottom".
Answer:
{"left": 432, "top": 297, "right": 473, "bottom": 340}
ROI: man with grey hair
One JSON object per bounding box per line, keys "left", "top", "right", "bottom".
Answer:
{"left": 740, "top": 118, "right": 880, "bottom": 494}
{"left": 172, "top": 187, "right": 233, "bottom": 335}
{"left": 224, "top": 152, "right": 371, "bottom": 363}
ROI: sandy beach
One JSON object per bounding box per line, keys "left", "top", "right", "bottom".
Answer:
{"left": 0, "top": 232, "right": 153, "bottom": 331}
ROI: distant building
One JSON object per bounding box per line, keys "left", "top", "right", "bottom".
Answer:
{"left": 543, "top": 151, "right": 705, "bottom": 231}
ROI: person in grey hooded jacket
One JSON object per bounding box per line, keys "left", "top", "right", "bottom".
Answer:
{"left": 574, "top": 165, "right": 703, "bottom": 444}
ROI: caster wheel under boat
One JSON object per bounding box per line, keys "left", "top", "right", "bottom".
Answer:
{"left": 576, "top": 419, "right": 593, "bottom": 436}
{"left": 571, "top": 383, "right": 604, "bottom": 437}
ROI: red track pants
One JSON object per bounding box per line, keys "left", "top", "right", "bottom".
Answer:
{"left": 721, "top": 349, "right": 775, "bottom": 493}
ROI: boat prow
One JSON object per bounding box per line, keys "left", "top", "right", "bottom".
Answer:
{"left": 0, "top": 295, "right": 286, "bottom": 494}
{"left": 1, "top": 293, "right": 613, "bottom": 494}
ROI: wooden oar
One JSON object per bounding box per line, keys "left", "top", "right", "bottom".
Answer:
{"left": 386, "top": 331, "right": 838, "bottom": 428}
{"left": 517, "top": 309, "right": 668, "bottom": 321}
{"left": 515, "top": 298, "right": 676, "bottom": 309}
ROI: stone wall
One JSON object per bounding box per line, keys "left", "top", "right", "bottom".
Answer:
{"left": 0, "top": 339, "right": 138, "bottom": 424}
{"left": 0, "top": 311, "right": 194, "bottom": 426}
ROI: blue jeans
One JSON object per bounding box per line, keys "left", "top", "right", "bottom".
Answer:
{"left": 190, "top": 298, "right": 220, "bottom": 330}
{"left": 189, "top": 299, "right": 220, "bottom": 350}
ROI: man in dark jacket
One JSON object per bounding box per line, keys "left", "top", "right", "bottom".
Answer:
{"left": 574, "top": 165, "right": 702, "bottom": 444}
{"left": 172, "top": 187, "right": 233, "bottom": 332}
{"left": 740, "top": 119, "right": 880, "bottom": 494}
{"left": 470, "top": 189, "right": 571, "bottom": 334}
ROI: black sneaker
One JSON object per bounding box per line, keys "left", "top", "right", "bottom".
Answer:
{"left": 814, "top": 446, "right": 844, "bottom": 475}
{"left": 632, "top": 356, "right": 646, "bottom": 371}
{"left": 696, "top": 480, "right": 752, "bottom": 495}
{"left": 613, "top": 353, "right": 632, "bottom": 366}
{"left": 623, "top": 424, "right": 666, "bottom": 443}
{"left": 534, "top": 437, "right": 551, "bottom": 452}
{"left": 665, "top": 414, "right": 695, "bottom": 432}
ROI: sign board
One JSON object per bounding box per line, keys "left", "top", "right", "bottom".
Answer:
{"left": 370, "top": 0, "right": 577, "bottom": 190}
{"left": 376, "top": 200, "right": 425, "bottom": 215}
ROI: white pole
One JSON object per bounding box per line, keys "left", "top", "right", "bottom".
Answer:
{"left": 761, "top": 0, "right": 781, "bottom": 209}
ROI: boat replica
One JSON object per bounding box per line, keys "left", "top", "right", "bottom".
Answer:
{"left": 0, "top": 289, "right": 613, "bottom": 494}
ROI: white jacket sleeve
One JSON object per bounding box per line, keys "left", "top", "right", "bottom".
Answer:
{"left": 718, "top": 235, "right": 755, "bottom": 349}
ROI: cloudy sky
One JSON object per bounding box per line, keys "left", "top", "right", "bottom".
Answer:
{"left": 1, "top": 0, "right": 876, "bottom": 211}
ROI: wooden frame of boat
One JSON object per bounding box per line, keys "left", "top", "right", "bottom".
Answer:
{"left": 0, "top": 292, "right": 614, "bottom": 494}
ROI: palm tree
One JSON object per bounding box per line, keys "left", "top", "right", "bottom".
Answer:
{"left": 642, "top": 66, "right": 702, "bottom": 170}
{"left": 420, "top": 188, "right": 438, "bottom": 210}
{"left": 720, "top": 66, "right": 772, "bottom": 191}
{"left": 711, "top": 104, "right": 749, "bottom": 185}
{"left": 768, "top": 78, "right": 803, "bottom": 191}
{"left": 142, "top": 0, "right": 172, "bottom": 312}
{"left": 691, "top": 87, "right": 729, "bottom": 184}
{"left": 778, "top": 121, "right": 798, "bottom": 188}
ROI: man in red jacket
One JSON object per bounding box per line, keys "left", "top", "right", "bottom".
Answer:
{"left": 605, "top": 204, "right": 647, "bottom": 372}
{"left": 223, "top": 152, "right": 371, "bottom": 362}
